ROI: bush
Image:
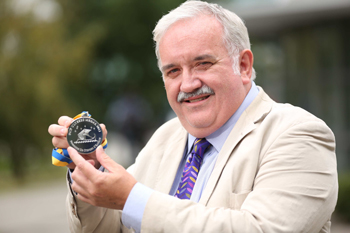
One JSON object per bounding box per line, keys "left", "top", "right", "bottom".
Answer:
{"left": 335, "top": 173, "right": 350, "bottom": 222}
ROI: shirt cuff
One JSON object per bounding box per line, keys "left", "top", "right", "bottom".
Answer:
{"left": 122, "top": 183, "right": 154, "bottom": 233}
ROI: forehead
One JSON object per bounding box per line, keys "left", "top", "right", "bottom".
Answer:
{"left": 158, "top": 15, "right": 227, "bottom": 64}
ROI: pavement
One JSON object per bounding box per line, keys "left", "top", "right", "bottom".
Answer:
{"left": 0, "top": 179, "right": 349, "bottom": 233}
{"left": 0, "top": 180, "right": 69, "bottom": 233}
{"left": 331, "top": 214, "right": 350, "bottom": 233}
{"left": 0, "top": 133, "right": 133, "bottom": 233}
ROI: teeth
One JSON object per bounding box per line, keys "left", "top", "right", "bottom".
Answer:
{"left": 188, "top": 96, "right": 207, "bottom": 103}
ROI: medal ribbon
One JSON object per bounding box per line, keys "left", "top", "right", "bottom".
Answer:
{"left": 51, "top": 111, "right": 108, "bottom": 167}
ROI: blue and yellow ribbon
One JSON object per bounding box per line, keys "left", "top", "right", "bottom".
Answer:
{"left": 52, "top": 111, "right": 108, "bottom": 167}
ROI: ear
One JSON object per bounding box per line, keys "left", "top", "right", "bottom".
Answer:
{"left": 239, "top": 49, "right": 254, "bottom": 85}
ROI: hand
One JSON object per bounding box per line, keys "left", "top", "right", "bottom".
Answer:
{"left": 69, "top": 146, "right": 137, "bottom": 210}
{"left": 48, "top": 116, "right": 108, "bottom": 169}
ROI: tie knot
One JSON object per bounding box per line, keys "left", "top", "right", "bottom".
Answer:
{"left": 192, "top": 138, "right": 211, "bottom": 157}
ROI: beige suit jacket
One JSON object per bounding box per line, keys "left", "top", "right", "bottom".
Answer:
{"left": 66, "top": 87, "right": 338, "bottom": 233}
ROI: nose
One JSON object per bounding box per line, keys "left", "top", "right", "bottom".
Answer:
{"left": 180, "top": 69, "right": 202, "bottom": 93}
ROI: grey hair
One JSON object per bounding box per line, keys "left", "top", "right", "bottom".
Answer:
{"left": 153, "top": 0, "right": 256, "bottom": 80}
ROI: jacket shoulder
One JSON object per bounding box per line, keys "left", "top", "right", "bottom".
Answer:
{"left": 270, "top": 102, "right": 330, "bottom": 127}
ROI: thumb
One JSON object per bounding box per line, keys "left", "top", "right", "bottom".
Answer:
{"left": 96, "top": 145, "right": 119, "bottom": 172}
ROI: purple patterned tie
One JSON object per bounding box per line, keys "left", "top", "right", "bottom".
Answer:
{"left": 175, "top": 138, "right": 211, "bottom": 200}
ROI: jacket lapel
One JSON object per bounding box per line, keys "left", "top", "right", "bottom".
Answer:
{"left": 154, "top": 126, "right": 188, "bottom": 194}
{"left": 199, "top": 88, "right": 274, "bottom": 205}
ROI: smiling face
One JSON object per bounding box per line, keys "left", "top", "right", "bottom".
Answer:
{"left": 159, "top": 15, "right": 252, "bottom": 138}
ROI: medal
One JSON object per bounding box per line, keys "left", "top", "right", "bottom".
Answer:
{"left": 67, "top": 115, "right": 103, "bottom": 154}
{"left": 52, "top": 111, "right": 108, "bottom": 166}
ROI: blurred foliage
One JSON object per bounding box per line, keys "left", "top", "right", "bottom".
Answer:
{"left": 336, "top": 173, "right": 350, "bottom": 222}
{"left": 0, "top": 0, "right": 189, "bottom": 180}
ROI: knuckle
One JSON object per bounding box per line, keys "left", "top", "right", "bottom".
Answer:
{"left": 48, "top": 124, "right": 59, "bottom": 135}
{"left": 52, "top": 136, "right": 67, "bottom": 148}
{"left": 48, "top": 124, "right": 54, "bottom": 134}
{"left": 90, "top": 187, "right": 101, "bottom": 198}
{"left": 71, "top": 172, "right": 77, "bottom": 181}
{"left": 71, "top": 182, "right": 76, "bottom": 190}
{"left": 94, "top": 176, "right": 103, "bottom": 187}
{"left": 76, "top": 161, "right": 86, "bottom": 171}
{"left": 90, "top": 190, "right": 98, "bottom": 197}
{"left": 52, "top": 137, "right": 57, "bottom": 147}
{"left": 58, "top": 116, "right": 72, "bottom": 126}
{"left": 100, "top": 124, "right": 108, "bottom": 135}
{"left": 58, "top": 116, "right": 65, "bottom": 125}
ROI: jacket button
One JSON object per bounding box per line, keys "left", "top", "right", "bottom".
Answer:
{"left": 71, "top": 202, "right": 77, "bottom": 218}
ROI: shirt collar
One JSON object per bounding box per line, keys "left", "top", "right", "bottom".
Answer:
{"left": 187, "top": 81, "right": 259, "bottom": 154}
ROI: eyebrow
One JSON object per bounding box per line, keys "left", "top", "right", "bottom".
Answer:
{"left": 160, "top": 54, "right": 217, "bottom": 73}
{"left": 161, "top": 63, "right": 176, "bottom": 73}
{"left": 193, "top": 54, "right": 216, "bottom": 61}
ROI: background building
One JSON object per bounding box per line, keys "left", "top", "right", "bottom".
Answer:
{"left": 224, "top": 0, "right": 350, "bottom": 171}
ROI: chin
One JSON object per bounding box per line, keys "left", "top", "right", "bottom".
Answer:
{"left": 183, "top": 119, "right": 218, "bottom": 138}
{"left": 186, "top": 127, "right": 216, "bottom": 138}
{"left": 187, "top": 116, "right": 213, "bottom": 128}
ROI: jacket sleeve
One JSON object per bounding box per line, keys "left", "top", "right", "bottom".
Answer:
{"left": 140, "top": 120, "right": 338, "bottom": 233}
{"left": 66, "top": 171, "right": 134, "bottom": 233}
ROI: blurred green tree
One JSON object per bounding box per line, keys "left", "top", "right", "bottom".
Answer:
{"left": 0, "top": 0, "right": 186, "bottom": 180}
{"left": 0, "top": 0, "right": 106, "bottom": 179}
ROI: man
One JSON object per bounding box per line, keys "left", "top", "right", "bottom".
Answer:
{"left": 48, "top": 1, "right": 338, "bottom": 232}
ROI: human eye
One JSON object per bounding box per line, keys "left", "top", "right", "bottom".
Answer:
{"left": 166, "top": 68, "right": 181, "bottom": 78}
{"left": 196, "top": 61, "right": 213, "bottom": 70}
{"left": 200, "top": 61, "right": 212, "bottom": 66}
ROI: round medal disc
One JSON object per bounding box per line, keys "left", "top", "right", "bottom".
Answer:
{"left": 67, "top": 117, "right": 103, "bottom": 154}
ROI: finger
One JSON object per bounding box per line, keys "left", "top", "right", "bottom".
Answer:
{"left": 87, "top": 159, "right": 96, "bottom": 167}
{"left": 68, "top": 147, "right": 98, "bottom": 179}
{"left": 76, "top": 192, "right": 93, "bottom": 205}
{"left": 52, "top": 136, "right": 69, "bottom": 148}
{"left": 58, "top": 116, "right": 73, "bottom": 127}
{"left": 71, "top": 180, "right": 90, "bottom": 198}
{"left": 48, "top": 124, "right": 67, "bottom": 137}
{"left": 71, "top": 161, "right": 91, "bottom": 192}
{"left": 96, "top": 146, "right": 119, "bottom": 173}
{"left": 100, "top": 124, "right": 108, "bottom": 141}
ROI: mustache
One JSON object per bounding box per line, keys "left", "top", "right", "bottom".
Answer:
{"left": 177, "top": 85, "right": 215, "bottom": 103}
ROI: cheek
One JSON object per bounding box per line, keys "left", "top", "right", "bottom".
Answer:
{"left": 165, "top": 82, "right": 179, "bottom": 106}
